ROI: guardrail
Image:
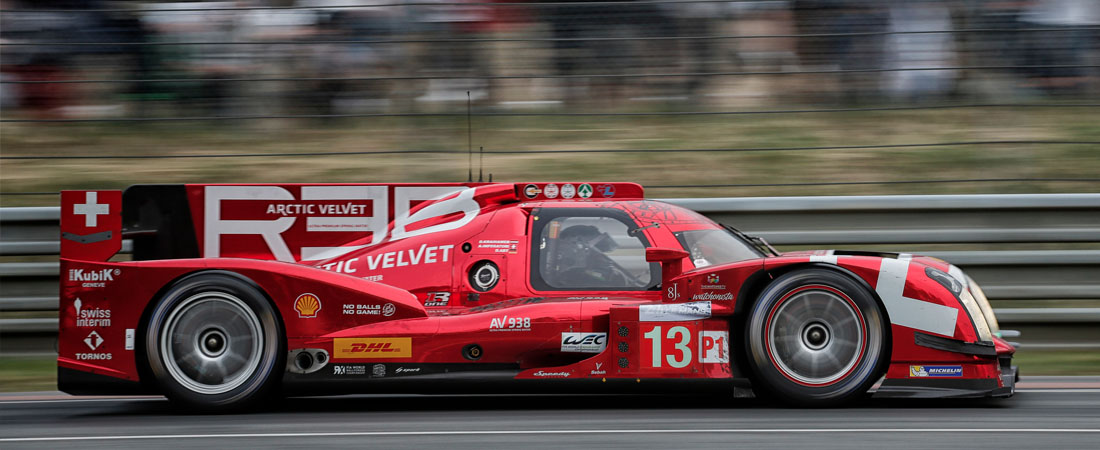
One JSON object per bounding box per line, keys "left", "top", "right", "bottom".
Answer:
{"left": 3, "top": 194, "right": 1099, "bottom": 341}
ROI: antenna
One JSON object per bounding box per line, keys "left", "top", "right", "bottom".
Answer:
{"left": 466, "top": 91, "right": 473, "bottom": 183}
{"left": 478, "top": 147, "right": 484, "bottom": 182}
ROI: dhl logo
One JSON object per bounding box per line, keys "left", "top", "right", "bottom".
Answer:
{"left": 333, "top": 337, "right": 412, "bottom": 359}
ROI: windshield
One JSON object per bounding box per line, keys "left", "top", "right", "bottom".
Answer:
{"left": 675, "top": 228, "right": 762, "bottom": 268}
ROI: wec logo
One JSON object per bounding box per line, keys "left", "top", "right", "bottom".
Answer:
{"left": 560, "top": 332, "right": 607, "bottom": 353}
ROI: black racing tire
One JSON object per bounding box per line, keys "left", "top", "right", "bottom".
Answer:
{"left": 145, "top": 272, "right": 284, "bottom": 411}
{"left": 744, "top": 268, "right": 888, "bottom": 407}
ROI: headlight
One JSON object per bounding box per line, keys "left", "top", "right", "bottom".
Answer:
{"left": 966, "top": 274, "right": 1000, "bottom": 335}
{"left": 926, "top": 267, "right": 994, "bottom": 342}
{"left": 925, "top": 266, "right": 963, "bottom": 294}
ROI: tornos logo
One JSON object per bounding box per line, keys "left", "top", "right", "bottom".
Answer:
{"left": 561, "top": 333, "right": 607, "bottom": 353}
{"left": 68, "top": 268, "right": 119, "bottom": 288}
{"left": 83, "top": 330, "right": 103, "bottom": 350}
{"left": 294, "top": 293, "right": 321, "bottom": 318}
{"left": 76, "top": 330, "right": 111, "bottom": 361}
{"left": 333, "top": 337, "right": 412, "bottom": 359}
{"left": 72, "top": 298, "right": 111, "bottom": 327}
{"left": 910, "top": 365, "right": 963, "bottom": 377}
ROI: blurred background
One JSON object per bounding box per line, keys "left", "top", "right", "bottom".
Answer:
{"left": 0, "top": 0, "right": 1098, "bottom": 390}
{"left": 1, "top": 0, "right": 1098, "bottom": 200}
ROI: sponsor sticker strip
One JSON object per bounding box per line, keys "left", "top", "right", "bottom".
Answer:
{"left": 639, "top": 301, "right": 712, "bottom": 322}
{"left": 910, "top": 365, "right": 964, "bottom": 377}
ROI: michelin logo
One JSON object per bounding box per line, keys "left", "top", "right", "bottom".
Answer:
{"left": 910, "top": 365, "right": 963, "bottom": 378}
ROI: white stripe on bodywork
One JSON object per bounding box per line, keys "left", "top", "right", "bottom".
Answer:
{"left": 875, "top": 258, "right": 958, "bottom": 337}
{"left": 809, "top": 254, "right": 838, "bottom": 265}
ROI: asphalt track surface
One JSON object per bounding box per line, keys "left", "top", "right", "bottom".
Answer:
{"left": 2, "top": 377, "right": 1099, "bottom": 449}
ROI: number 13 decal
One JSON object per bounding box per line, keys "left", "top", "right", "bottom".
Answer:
{"left": 643, "top": 325, "right": 692, "bottom": 368}
{"left": 642, "top": 324, "right": 730, "bottom": 369}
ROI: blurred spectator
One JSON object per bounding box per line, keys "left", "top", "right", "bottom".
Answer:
{"left": 0, "top": 0, "right": 1096, "bottom": 119}
{"left": 883, "top": 1, "right": 958, "bottom": 102}
{"left": 1018, "top": 0, "right": 1099, "bottom": 95}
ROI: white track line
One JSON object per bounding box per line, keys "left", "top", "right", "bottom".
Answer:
{"left": 3, "top": 429, "right": 1100, "bottom": 442}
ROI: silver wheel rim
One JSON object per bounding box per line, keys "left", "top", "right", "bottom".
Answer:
{"left": 767, "top": 288, "right": 864, "bottom": 385}
{"left": 160, "top": 292, "right": 263, "bottom": 395}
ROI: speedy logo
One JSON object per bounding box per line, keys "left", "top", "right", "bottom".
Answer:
{"left": 294, "top": 293, "right": 321, "bottom": 318}
{"left": 561, "top": 332, "right": 607, "bottom": 353}
{"left": 333, "top": 338, "right": 412, "bottom": 359}
{"left": 910, "top": 365, "right": 963, "bottom": 377}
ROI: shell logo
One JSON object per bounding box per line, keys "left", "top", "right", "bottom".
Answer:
{"left": 294, "top": 293, "right": 321, "bottom": 318}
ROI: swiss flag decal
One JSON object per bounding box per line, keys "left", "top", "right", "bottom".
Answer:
{"left": 61, "top": 191, "right": 122, "bottom": 262}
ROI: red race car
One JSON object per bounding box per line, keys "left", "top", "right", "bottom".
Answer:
{"left": 58, "top": 182, "right": 1016, "bottom": 409}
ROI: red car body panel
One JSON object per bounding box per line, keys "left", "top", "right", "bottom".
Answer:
{"left": 58, "top": 183, "right": 1014, "bottom": 399}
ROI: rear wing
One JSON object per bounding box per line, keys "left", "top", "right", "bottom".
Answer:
{"left": 63, "top": 182, "right": 643, "bottom": 264}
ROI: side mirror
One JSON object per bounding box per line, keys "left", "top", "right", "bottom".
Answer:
{"left": 646, "top": 247, "right": 689, "bottom": 292}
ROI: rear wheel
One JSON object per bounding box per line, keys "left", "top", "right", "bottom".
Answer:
{"left": 145, "top": 273, "right": 283, "bottom": 411}
{"left": 745, "top": 268, "right": 888, "bottom": 406}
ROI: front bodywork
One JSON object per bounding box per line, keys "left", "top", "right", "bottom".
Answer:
{"left": 58, "top": 183, "right": 1014, "bottom": 399}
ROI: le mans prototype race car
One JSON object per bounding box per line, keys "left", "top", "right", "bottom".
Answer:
{"left": 59, "top": 182, "right": 1017, "bottom": 409}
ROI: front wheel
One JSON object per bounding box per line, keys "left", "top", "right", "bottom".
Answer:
{"left": 145, "top": 272, "right": 284, "bottom": 411}
{"left": 745, "top": 268, "right": 888, "bottom": 406}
